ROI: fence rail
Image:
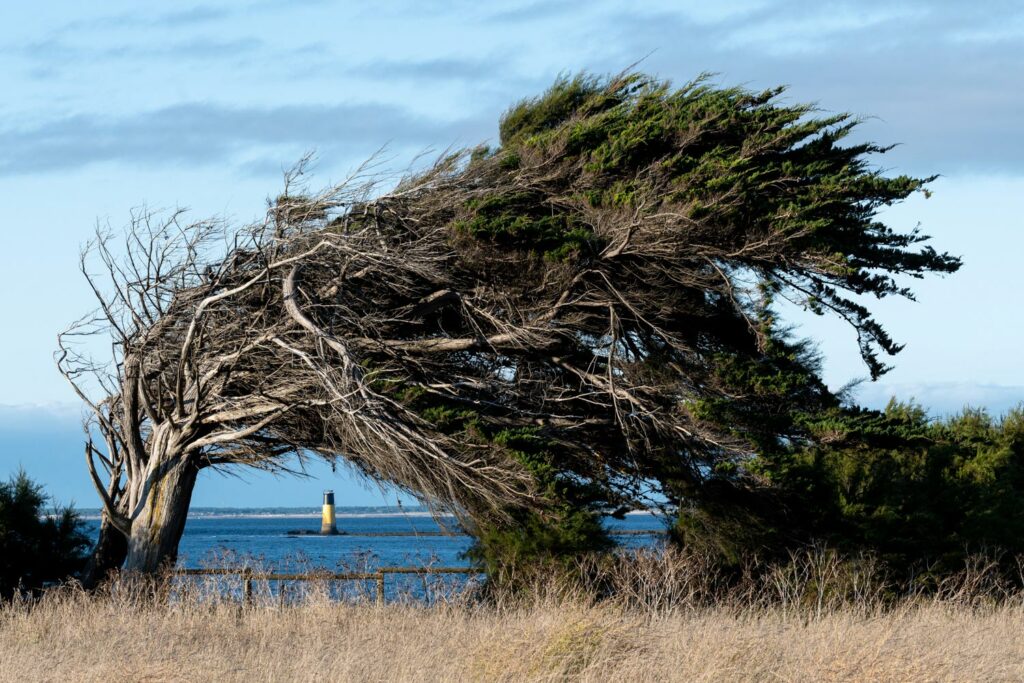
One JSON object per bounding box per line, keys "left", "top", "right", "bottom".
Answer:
{"left": 174, "top": 566, "right": 479, "bottom": 605}
{"left": 286, "top": 529, "right": 666, "bottom": 537}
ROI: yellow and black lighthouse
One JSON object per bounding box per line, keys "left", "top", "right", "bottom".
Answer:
{"left": 320, "top": 490, "right": 338, "bottom": 535}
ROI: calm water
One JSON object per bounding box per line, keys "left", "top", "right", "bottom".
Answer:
{"left": 82, "top": 508, "right": 668, "bottom": 571}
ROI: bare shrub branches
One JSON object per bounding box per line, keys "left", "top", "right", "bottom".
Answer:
{"left": 57, "top": 162, "right": 546, "bottom": 546}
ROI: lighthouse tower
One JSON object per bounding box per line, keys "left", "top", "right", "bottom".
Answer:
{"left": 320, "top": 490, "right": 338, "bottom": 535}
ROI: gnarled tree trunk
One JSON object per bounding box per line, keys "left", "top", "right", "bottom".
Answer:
{"left": 123, "top": 457, "right": 198, "bottom": 573}
{"left": 80, "top": 515, "right": 128, "bottom": 589}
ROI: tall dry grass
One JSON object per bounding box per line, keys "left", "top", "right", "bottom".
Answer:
{"left": 3, "top": 548, "right": 1024, "bottom": 682}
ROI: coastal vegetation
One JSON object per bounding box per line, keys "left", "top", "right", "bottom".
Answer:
{"left": 0, "top": 470, "right": 89, "bottom": 600}
{"left": 34, "top": 73, "right": 1023, "bottom": 683}
{"left": 56, "top": 70, "right": 965, "bottom": 583}
{"left": 4, "top": 547, "right": 1024, "bottom": 681}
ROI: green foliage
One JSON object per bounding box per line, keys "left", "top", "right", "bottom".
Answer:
{"left": 680, "top": 401, "right": 1024, "bottom": 581}
{"left": 0, "top": 470, "right": 90, "bottom": 599}
{"left": 340, "top": 70, "right": 964, "bottom": 583}
{"left": 453, "top": 191, "right": 598, "bottom": 261}
{"left": 689, "top": 333, "right": 834, "bottom": 450}
{"left": 819, "top": 403, "right": 1024, "bottom": 574}
{"left": 467, "top": 507, "right": 611, "bottom": 583}
{"left": 465, "top": 71, "right": 969, "bottom": 584}
{"left": 463, "top": 71, "right": 962, "bottom": 581}
{"left": 419, "top": 405, "right": 478, "bottom": 432}
{"left": 464, "top": 425, "right": 613, "bottom": 581}
{"left": 396, "top": 383, "right": 613, "bottom": 578}
{"left": 498, "top": 74, "right": 608, "bottom": 145}
{"left": 481, "top": 71, "right": 959, "bottom": 377}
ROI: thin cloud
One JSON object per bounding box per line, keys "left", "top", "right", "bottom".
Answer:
{"left": 485, "top": 0, "right": 582, "bottom": 23}
{"left": 588, "top": 3, "right": 1024, "bottom": 174}
{"left": 349, "top": 56, "right": 508, "bottom": 82}
{"left": 61, "top": 7, "right": 229, "bottom": 32}
{"left": 0, "top": 102, "right": 478, "bottom": 175}
{"left": 12, "top": 37, "right": 278, "bottom": 70}
{"left": 153, "top": 6, "right": 236, "bottom": 27}
{"left": 60, "top": 0, "right": 328, "bottom": 32}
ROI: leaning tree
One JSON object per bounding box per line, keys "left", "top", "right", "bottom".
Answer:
{"left": 58, "top": 72, "right": 959, "bottom": 578}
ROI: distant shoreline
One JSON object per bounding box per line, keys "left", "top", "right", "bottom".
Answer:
{"left": 75, "top": 506, "right": 659, "bottom": 521}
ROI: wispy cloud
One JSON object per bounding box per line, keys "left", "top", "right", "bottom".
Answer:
{"left": 484, "top": 0, "right": 582, "bottom": 23}
{"left": 62, "top": 6, "right": 230, "bottom": 32}
{"left": 585, "top": 2, "right": 1024, "bottom": 174}
{"left": 348, "top": 56, "right": 509, "bottom": 82}
{"left": 11, "top": 1, "right": 1022, "bottom": 176}
{"left": 60, "top": 0, "right": 328, "bottom": 32}
{"left": 9, "top": 36, "right": 315, "bottom": 81}
{"left": 0, "top": 102, "right": 479, "bottom": 175}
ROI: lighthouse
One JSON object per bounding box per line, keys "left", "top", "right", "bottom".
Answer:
{"left": 321, "top": 490, "right": 338, "bottom": 535}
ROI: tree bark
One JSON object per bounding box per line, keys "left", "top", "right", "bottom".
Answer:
{"left": 122, "top": 457, "right": 199, "bottom": 574}
{"left": 80, "top": 514, "right": 128, "bottom": 589}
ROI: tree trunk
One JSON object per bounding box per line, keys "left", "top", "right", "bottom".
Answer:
{"left": 80, "top": 513, "right": 129, "bottom": 589}
{"left": 123, "top": 457, "right": 198, "bottom": 574}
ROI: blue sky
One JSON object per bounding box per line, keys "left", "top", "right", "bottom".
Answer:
{"left": 1, "top": 0, "right": 1021, "bottom": 507}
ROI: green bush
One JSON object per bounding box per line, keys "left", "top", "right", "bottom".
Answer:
{"left": 0, "top": 470, "right": 90, "bottom": 599}
{"left": 814, "top": 403, "right": 1024, "bottom": 575}
{"left": 678, "top": 401, "right": 1024, "bottom": 584}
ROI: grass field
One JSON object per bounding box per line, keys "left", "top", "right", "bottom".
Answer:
{"left": 3, "top": 586, "right": 1023, "bottom": 682}
{"left": 5, "top": 549, "right": 1024, "bottom": 681}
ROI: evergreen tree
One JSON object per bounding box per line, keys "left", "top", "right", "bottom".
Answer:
{"left": 0, "top": 470, "right": 90, "bottom": 599}
{"left": 763, "top": 403, "right": 1024, "bottom": 577}
{"left": 61, "top": 71, "right": 959, "bottom": 576}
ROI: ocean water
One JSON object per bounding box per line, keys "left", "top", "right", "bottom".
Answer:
{"left": 81, "top": 507, "right": 668, "bottom": 571}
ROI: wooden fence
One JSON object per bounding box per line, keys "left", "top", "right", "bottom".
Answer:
{"left": 175, "top": 566, "right": 479, "bottom": 605}
{"left": 172, "top": 529, "right": 664, "bottom": 604}
{"left": 289, "top": 529, "right": 665, "bottom": 537}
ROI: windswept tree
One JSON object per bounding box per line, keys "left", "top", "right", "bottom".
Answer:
{"left": 58, "top": 72, "right": 959, "bottom": 578}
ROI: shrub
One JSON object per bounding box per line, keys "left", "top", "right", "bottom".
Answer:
{"left": 0, "top": 470, "right": 91, "bottom": 599}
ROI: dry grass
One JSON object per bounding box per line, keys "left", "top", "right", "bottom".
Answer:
{"left": 5, "top": 548, "right": 1024, "bottom": 682}
{"left": 3, "top": 584, "right": 1024, "bottom": 682}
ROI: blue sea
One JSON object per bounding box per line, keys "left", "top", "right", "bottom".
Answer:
{"left": 81, "top": 507, "right": 668, "bottom": 571}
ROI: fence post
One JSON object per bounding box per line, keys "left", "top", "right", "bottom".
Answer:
{"left": 376, "top": 570, "right": 385, "bottom": 606}
{"left": 243, "top": 570, "right": 253, "bottom": 606}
